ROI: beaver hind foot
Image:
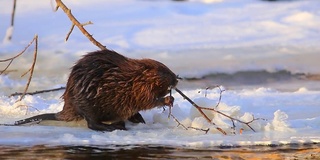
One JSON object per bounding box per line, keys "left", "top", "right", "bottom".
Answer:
{"left": 127, "top": 112, "right": 146, "bottom": 124}
{"left": 88, "top": 121, "right": 126, "bottom": 131}
{"left": 86, "top": 113, "right": 145, "bottom": 131}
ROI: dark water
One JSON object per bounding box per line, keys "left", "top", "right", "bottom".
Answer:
{"left": 1, "top": 144, "right": 319, "bottom": 160}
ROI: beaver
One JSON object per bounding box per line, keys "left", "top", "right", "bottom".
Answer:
{"left": 11, "top": 49, "right": 178, "bottom": 131}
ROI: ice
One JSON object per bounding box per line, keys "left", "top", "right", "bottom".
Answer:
{"left": 264, "top": 110, "right": 294, "bottom": 132}
{"left": 0, "top": 86, "right": 319, "bottom": 147}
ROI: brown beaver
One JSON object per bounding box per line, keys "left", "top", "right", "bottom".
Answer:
{"left": 11, "top": 49, "right": 178, "bottom": 131}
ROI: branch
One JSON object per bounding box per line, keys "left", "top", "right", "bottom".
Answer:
{"left": 11, "top": 0, "right": 17, "bottom": 27}
{"left": 205, "top": 86, "right": 225, "bottom": 108}
{"left": 170, "top": 114, "right": 188, "bottom": 130}
{"left": 174, "top": 87, "right": 259, "bottom": 135}
{"left": 162, "top": 88, "right": 226, "bottom": 134}
{"left": 15, "top": 104, "right": 40, "bottom": 115}
{"left": 2, "top": 0, "right": 17, "bottom": 42}
{"left": 55, "top": 0, "right": 106, "bottom": 50}
{"left": 0, "top": 35, "right": 37, "bottom": 75}
{"left": 65, "top": 24, "right": 75, "bottom": 42}
{"left": 187, "top": 127, "right": 210, "bottom": 134}
{"left": 65, "top": 21, "right": 92, "bottom": 42}
{"left": 174, "top": 87, "right": 226, "bottom": 134}
{"left": 0, "top": 59, "right": 14, "bottom": 75}
{"left": 169, "top": 110, "right": 213, "bottom": 134}
{"left": 174, "top": 87, "right": 214, "bottom": 123}
{"left": 18, "top": 35, "right": 38, "bottom": 101}
{"left": 10, "top": 86, "right": 66, "bottom": 97}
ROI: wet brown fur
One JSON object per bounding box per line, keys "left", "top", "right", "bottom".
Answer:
{"left": 54, "top": 49, "right": 178, "bottom": 131}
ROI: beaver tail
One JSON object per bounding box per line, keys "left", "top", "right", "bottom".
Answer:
{"left": 9, "top": 113, "right": 58, "bottom": 126}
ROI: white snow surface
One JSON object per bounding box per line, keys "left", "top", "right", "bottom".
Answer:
{"left": 0, "top": 0, "right": 320, "bottom": 148}
{"left": 0, "top": 86, "right": 320, "bottom": 147}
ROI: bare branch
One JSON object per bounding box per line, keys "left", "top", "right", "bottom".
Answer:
{"left": 187, "top": 127, "right": 210, "bottom": 134}
{"left": 174, "top": 87, "right": 214, "bottom": 124}
{"left": 55, "top": 0, "right": 106, "bottom": 50}
{"left": 65, "top": 24, "right": 75, "bottom": 42}
{"left": 19, "top": 35, "right": 38, "bottom": 101}
{"left": 175, "top": 87, "right": 227, "bottom": 134}
{"left": 3, "top": 0, "right": 17, "bottom": 41}
{"left": 168, "top": 89, "right": 173, "bottom": 118}
{"left": 21, "top": 68, "right": 31, "bottom": 78}
{"left": 174, "top": 87, "right": 262, "bottom": 135}
{"left": 82, "top": 21, "right": 93, "bottom": 26}
{"left": 64, "top": 21, "right": 93, "bottom": 41}
{"left": 0, "top": 59, "right": 14, "bottom": 75}
{"left": 196, "top": 105, "right": 256, "bottom": 132}
{"left": 15, "top": 104, "right": 40, "bottom": 115}
{"left": 0, "top": 69, "right": 17, "bottom": 75}
{"left": 204, "top": 86, "right": 225, "bottom": 107}
{"left": 0, "top": 34, "right": 37, "bottom": 76}
{"left": 0, "top": 40, "right": 33, "bottom": 62}
{"left": 170, "top": 114, "right": 188, "bottom": 130}
{"left": 11, "top": 0, "right": 17, "bottom": 27}
{"left": 10, "top": 86, "right": 66, "bottom": 97}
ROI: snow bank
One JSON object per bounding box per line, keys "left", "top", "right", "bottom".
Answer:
{"left": 0, "top": 86, "right": 319, "bottom": 147}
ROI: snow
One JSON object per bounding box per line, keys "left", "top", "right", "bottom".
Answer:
{"left": 0, "top": 84, "right": 319, "bottom": 147}
{"left": 2, "top": 26, "right": 13, "bottom": 44}
{"left": 0, "top": 0, "right": 320, "bottom": 148}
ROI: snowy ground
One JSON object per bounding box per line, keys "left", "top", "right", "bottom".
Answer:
{"left": 0, "top": 0, "right": 320, "bottom": 148}
{"left": 0, "top": 86, "right": 319, "bottom": 147}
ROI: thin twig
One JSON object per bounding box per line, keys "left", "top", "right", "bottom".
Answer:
{"left": 82, "top": 21, "right": 93, "bottom": 26}
{"left": 65, "top": 24, "right": 75, "bottom": 41}
{"left": 174, "top": 87, "right": 214, "bottom": 124}
{"left": 6, "top": 0, "right": 17, "bottom": 41}
{"left": 21, "top": 68, "right": 31, "bottom": 78}
{"left": 11, "top": 0, "right": 17, "bottom": 27}
{"left": 168, "top": 89, "right": 173, "bottom": 118}
{"left": 55, "top": 0, "right": 106, "bottom": 50}
{"left": 187, "top": 127, "right": 210, "bottom": 134}
{"left": 174, "top": 87, "right": 227, "bottom": 134}
{"left": 0, "top": 37, "right": 34, "bottom": 61}
{"left": 15, "top": 104, "right": 40, "bottom": 115}
{"left": 204, "top": 86, "right": 225, "bottom": 108}
{"left": 0, "top": 34, "right": 37, "bottom": 75}
{"left": 19, "top": 35, "right": 38, "bottom": 101}
{"left": 195, "top": 105, "right": 256, "bottom": 132}
{"left": 174, "top": 87, "right": 260, "bottom": 134}
{"left": 170, "top": 114, "right": 188, "bottom": 130}
{"left": 170, "top": 112, "right": 214, "bottom": 134}
{"left": 0, "top": 69, "right": 17, "bottom": 75}
{"left": 10, "top": 86, "right": 66, "bottom": 97}
{"left": 0, "top": 59, "right": 14, "bottom": 75}
{"left": 65, "top": 21, "right": 92, "bottom": 41}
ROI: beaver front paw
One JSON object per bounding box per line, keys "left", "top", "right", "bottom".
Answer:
{"left": 163, "top": 96, "right": 174, "bottom": 106}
